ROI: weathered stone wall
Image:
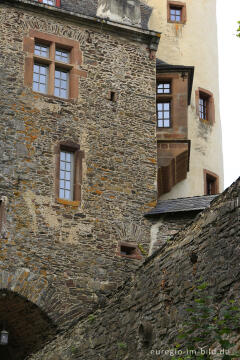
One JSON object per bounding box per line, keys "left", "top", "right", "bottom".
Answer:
{"left": 149, "top": 211, "right": 198, "bottom": 255}
{"left": 28, "top": 177, "right": 240, "bottom": 359}
{"left": 0, "top": 2, "right": 157, "bottom": 329}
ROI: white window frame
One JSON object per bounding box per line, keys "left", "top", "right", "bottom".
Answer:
{"left": 59, "top": 151, "right": 74, "bottom": 200}
{"left": 32, "top": 63, "right": 49, "bottom": 94}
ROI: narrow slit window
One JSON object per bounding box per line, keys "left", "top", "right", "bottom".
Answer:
{"left": 54, "top": 69, "right": 69, "bottom": 99}
{"left": 32, "top": 64, "right": 48, "bottom": 94}
{"left": 157, "top": 102, "right": 171, "bottom": 128}
{"left": 199, "top": 97, "right": 207, "bottom": 120}
{"left": 59, "top": 151, "right": 74, "bottom": 200}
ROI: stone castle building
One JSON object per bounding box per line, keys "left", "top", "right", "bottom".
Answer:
{"left": 0, "top": 0, "right": 225, "bottom": 359}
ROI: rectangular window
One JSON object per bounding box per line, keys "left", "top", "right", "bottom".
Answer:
{"left": 59, "top": 150, "right": 74, "bottom": 200}
{"left": 117, "top": 242, "right": 142, "bottom": 260}
{"left": 43, "top": 0, "right": 55, "bottom": 4}
{"left": 199, "top": 97, "right": 207, "bottom": 120}
{"left": 34, "top": 43, "right": 49, "bottom": 57}
{"left": 204, "top": 170, "right": 219, "bottom": 195}
{"left": 55, "top": 143, "right": 83, "bottom": 205}
{"left": 167, "top": 1, "right": 186, "bottom": 24}
{"left": 55, "top": 49, "right": 70, "bottom": 63}
{"left": 54, "top": 69, "right": 69, "bottom": 99}
{"left": 32, "top": 64, "right": 48, "bottom": 94}
{"left": 170, "top": 7, "right": 181, "bottom": 22}
{"left": 157, "top": 82, "right": 171, "bottom": 94}
{"left": 24, "top": 30, "right": 81, "bottom": 100}
{"left": 157, "top": 102, "right": 171, "bottom": 128}
{"left": 196, "top": 88, "right": 215, "bottom": 124}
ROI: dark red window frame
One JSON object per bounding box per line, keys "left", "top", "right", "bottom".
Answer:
{"left": 38, "top": 0, "right": 61, "bottom": 7}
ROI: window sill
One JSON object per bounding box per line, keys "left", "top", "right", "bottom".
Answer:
{"left": 117, "top": 253, "right": 142, "bottom": 260}
{"left": 168, "top": 20, "right": 185, "bottom": 24}
{"left": 32, "top": 91, "right": 76, "bottom": 103}
{"left": 56, "top": 198, "right": 80, "bottom": 207}
{"left": 199, "top": 118, "right": 212, "bottom": 126}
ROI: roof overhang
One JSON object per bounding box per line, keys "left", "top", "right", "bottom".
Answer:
{"left": 144, "top": 195, "right": 217, "bottom": 218}
{"left": 156, "top": 63, "right": 194, "bottom": 105}
{"left": 3, "top": 0, "right": 161, "bottom": 49}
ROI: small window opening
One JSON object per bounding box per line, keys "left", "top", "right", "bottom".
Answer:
{"left": 206, "top": 174, "right": 217, "bottom": 195}
{"left": 204, "top": 170, "right": 219, "bottom": 196}
{"left": 170, "top": 6, "right": 182, "bottom": 22}
{"left": 120, "top": 245, "right": 135, "bottom": 256}
{"left": 110, "top": 91, "right": 116, "bottom": 102}
{"left": 157, "top": 82, "right": 171, "bottom": 94}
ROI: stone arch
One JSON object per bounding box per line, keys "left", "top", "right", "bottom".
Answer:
{"left": 0, "top": 288, "right": 57, "bottom": 359}
{"left": 0, "top": 268, "right": 61, "bottom": 327}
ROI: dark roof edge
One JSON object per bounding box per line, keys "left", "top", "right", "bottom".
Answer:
{"left": 4, "top": 0, "right": 161, "bottom": 48}
{"left": 144, "top": 194, "right": 218, "bottom": 218}
{"left": 144, "top": 208, "right": 203, "bottom": 218}
{"left": 156, "top": 63, "right": 194, "bottom": 105}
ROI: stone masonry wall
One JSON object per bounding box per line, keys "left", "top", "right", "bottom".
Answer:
{"left": 149, "top": 211, "right": 198, "bottom": 255}
{"left": 28, "top": 177, "right": 240, "bottom": 359}
{"left": 0, "top": 2, "right": 157, "bottom": 329}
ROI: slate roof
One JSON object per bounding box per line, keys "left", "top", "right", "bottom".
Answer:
{"left": 144, "top": 195, "right": 217, "bottom": 217}
{"left": 40, "top": 0, "right": 152, "bottom": 29}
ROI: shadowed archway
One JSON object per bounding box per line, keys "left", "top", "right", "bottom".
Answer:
{"left": 0, "top": 289, "right": 57, "bottom": 359}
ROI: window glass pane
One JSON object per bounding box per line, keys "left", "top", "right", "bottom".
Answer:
{"left": 60, "top": 90, "right": 67, "bottom": 99}
{"left": 65, "top": 190, "right": 71, "bottom": 200}
{"left": 55, "top": 49, "right": 70, "bottom": 63}
{"left": 39, "top": 84, "right": 46, "bottom": 93}
{"left": 158, "top": 120, "right": 163, "bottom": 127}
{"left": 65, "top": 172, "right": 71, "bottom": 181}
{"left": 54, "top": 88, "right": 60, "bottom": 97}
{"left": 59, "top": 151, "right": 74, "bottom": 200}
{"left": 55, "top": 79, "right": 60, "bottom": 87}
{"left": 157, "top": 82, "right": 171, "bottom": 94}
{"left": 34, "top": 44, "right": 49, "bottom": 58}
{"left": 33, "top": 63, "right": 48, "bottom": 94}
{"left": 66, "top": 163, "right": 71, "bottom": 171}
{"left": 32, "top": 82, "right": 38, "bottom": 91}
{"left": 164, "top": 120, "right": 170, "bottom": 127}
{"left": 164, "top": 103, "right": 170, "bottom": 110}
{"left": 43, "top": 0, "right": 55, "bottom": 4}
{"left": 54, "top": 69, "right": 69, "bottom": 99}
{"left": 65, "top": 181, "right": 71, "bottom": 190}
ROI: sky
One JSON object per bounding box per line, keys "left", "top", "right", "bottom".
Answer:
{"left": 217, "top": 0, "right": 240, "bottom": 189}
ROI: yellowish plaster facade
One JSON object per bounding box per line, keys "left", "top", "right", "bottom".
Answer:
{"left": 144, "top": 0, "right": 224, "bottom": 198}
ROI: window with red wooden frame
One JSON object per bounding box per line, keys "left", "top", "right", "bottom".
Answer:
{"left": 37, "top": 0, "right": 61, "bottom": 7}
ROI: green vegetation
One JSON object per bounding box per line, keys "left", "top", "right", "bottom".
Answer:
{"left": 172, "top": 282, "right": 240, "bottom": 359}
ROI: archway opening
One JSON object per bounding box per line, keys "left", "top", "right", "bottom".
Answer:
{"left": 0, "top": 290, "right": 57, "bottom": 359}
